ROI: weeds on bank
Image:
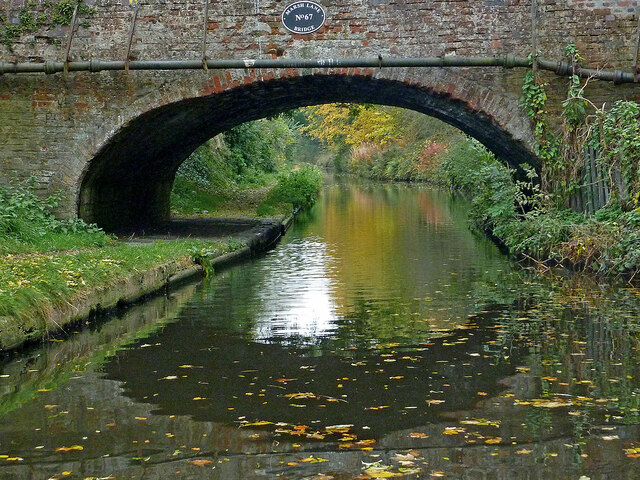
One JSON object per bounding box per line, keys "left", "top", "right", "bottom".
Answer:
{"left": 0, "top": 240, "right": 230, "bottom": 322}
{"left": 0, "top": 181, "right": 110, "bottom": 255}
{"left": 256, "top": 165, "right": 323, "bottom": 216}
{"left": 0, "top": 181, "right": 234, "bottom": 323}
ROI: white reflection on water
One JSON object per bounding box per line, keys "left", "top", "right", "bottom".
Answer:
{"left": 252, "top": 236, "right": 339, "bottom": 342}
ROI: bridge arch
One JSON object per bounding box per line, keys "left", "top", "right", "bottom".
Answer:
{"left": 78, "top": 71, "right": 537, "bottom": 231}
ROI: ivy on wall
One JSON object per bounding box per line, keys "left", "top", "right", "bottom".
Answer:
{"left": 521, "top": 44, "right": 640, "bottom": 211}
{"left": 1, "top": 0, "right": 95, "bottom": 47}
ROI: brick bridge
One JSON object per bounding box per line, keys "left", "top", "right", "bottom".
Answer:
{"left": 1, "top": 0, "right": 640, "bottom": 230}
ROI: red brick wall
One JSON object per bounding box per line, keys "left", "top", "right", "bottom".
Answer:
{"left": 1, "top": 0, "right": 639, "bottom": 226}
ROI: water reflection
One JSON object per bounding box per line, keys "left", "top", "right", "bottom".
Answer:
{"left": 2, "top": 179, "right": 640, "bottom": 479}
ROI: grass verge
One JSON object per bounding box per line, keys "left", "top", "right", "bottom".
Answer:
{"left": 0, "top": 239, "right": 232, "bottom": 330}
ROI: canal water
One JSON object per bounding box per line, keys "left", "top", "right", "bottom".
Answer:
{"left": 2, "top": 178, "right": 640, "bottom": 479}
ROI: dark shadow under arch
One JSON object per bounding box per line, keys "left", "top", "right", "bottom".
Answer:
{"left": 79, "top": 74, "right": 538, "bottom": 231}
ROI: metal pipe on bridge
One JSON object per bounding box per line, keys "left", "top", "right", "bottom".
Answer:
{"left": 0, "top": 55, "right": 638, "bottom": 83}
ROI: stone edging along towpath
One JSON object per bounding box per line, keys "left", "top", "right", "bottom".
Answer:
{"left": 0, "top": 212, "right": 297, "bottom": 353}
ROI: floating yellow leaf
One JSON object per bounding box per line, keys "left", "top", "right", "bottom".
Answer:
{"left": 484, "top": 437, "right": 502, "bottom": 444}
{"left": 242, "top": 421, "right": 274, "bottom": 427}
{"left": 285, "top": 392, "right": 317, "bottom": 399}
{"left": 364, "top": 466, "right": 402, "bottom": 478}
{"left": 188, "top": 459, "right": 213, "bottom": 466}
{"left": 325, "top": 425, "right": 353, "bottom": 434}
{"left": 55, "top": 445, "right": 83, "bottom": 452}
{"left": 443, "top": 427, "right": 464, "bottom": 435}
{"left": 300, "top": 457, "right": 328, "bottom": 463}
{"left": 460, "top": 418, "right": 500, "bottom": 427}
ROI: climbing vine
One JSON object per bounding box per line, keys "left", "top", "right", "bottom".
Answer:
{"left": 592, "top": 101, "right": 640, "bottom": 207}
{"left": 1, "top": 0, "right": 95, "bottom": 47}
{"left": 521, "top": 43, "right": 640, "bottom": 211}
{"left": 520, "top": 59, "right": 560, "bottom": 199}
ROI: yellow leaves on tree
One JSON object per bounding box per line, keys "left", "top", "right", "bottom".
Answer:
{"left": 301, "top": 104, "right": 399, "bottom": 151}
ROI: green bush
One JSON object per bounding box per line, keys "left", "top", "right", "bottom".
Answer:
{"left": 257, "top": 165, "right": 323, "bottom": 216}
{"left": 0, "top": 181, "right": 108, "bottom": 254}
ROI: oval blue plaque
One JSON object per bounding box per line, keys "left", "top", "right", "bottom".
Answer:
{"left": 282, "top": 1, "right": 326, "bottom": 35}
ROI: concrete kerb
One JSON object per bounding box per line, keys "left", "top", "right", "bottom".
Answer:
{"left": 1, "top": 213, "right": 297, "bottom": 354}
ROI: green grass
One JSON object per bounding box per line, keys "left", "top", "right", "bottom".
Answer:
{"left": 0, "top": 239, "right": 229, "bottom": 325}
{"left": 170, "top": 177, "right": 227, "bottom": 216}
{"left": 0, "top": 181, "right": 110, "bottom": 255}
{"left": 171, "top": 165, "right": 322, "bottom": 219}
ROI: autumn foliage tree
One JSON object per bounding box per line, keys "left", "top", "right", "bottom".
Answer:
{"left": 301, "top": 104, "right": 399, "bottom": 150}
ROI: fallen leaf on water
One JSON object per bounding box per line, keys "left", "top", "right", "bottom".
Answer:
{"left": 460, "top": 418, "right": 500, "bottom": 427}
{"left": 325, "top": 425, "right": 353, "bottom": 434}
{"left": 159, "top": 376, "right": 178, "bottom": 381}
{"left": 55, "top": 445, "right": 83, "bottom": 452}
{"left": 624, "top": 447, "right": 640, "bottom": 458}
{"left": 364, "top": 466, "right": 402, "bottom": 478}
{"left": 409, "top": 433, "right": 428, "bottom": 438}
{"left": 484, "top": 437, "right": 502, "bottom": 444}
{"left": 188, "top": 459, "right": 213, "bottom": 467}
{"left": 530, "top": 399, "right": 572, "bottom": 408}
{"left": 443, "top": 427, "right": 465, "bottom": 435}
{"left": 300, "top": 457, "right": 328, "bottom": 463}
{"left": 394, "top": 453, "right": 417, "bottom": 461}
{"left": 285, "top": 392, "right": 318, "bottom": 399}
{"left": 241, "top": 421, "right": 274, "bottom": 427}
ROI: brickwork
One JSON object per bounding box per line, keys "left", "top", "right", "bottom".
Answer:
{"left": 0, "top": 0, "right": 640, "bottom": 228}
